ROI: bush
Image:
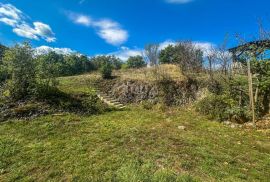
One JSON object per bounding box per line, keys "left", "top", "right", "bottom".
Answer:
{"left": 196, "top": 95, "right": 235, "bottom": 121}
{"left": 101, "top": 62, "right": 113, "bottom": 79}
{"left": 196, "top": 93, "right": 252, "bottom": 123}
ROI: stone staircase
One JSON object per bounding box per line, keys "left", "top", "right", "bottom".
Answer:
{"left": 92, "top": 83, "right": 126, "bottom": 110}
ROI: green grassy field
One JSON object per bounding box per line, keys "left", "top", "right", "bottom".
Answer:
{"left": 0, "top": 74, "right": 270, "bottom": 181}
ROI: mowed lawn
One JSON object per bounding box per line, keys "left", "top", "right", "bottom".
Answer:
{"left": 0, "top": 107, "right": 270, "bottom": 181}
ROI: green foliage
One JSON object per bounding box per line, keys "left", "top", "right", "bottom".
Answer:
{"left": 159, "top": 45, "right": 176, "bottom": 64}
{"left": 159, "top": 42, "right": 204, "bottom": 72}
{"left": 111, "top": 56, "right": 123, "bottom": 70}
{"left": 2, "top": 43, "right": 37, "bottom": 100}
{"left": 91, "top": 55, "right": 123, "bottom": 70}
{"left": 101, "top": 62, "right": 113, "bottom": 79}
{"left": 126, "top": 55, "right": 146, "bottom": 69}
{"left": 36, "top": 53, "right": 94, "bottom": 77}
{"left": 251, "top": 59, "right": 270, "bottom": 114}
{"left": 198, "top": 76, "right": 251, "bottom": 122}
{"left": 0, "top": 44, "right": 7, "bottom": 60}
{"left": 38, "top": 87, "right": 107, "bottom": 114}
{"left": 0, "top": 65, "right": 8, "bottom": 83}
{"left": 63, "top": 54, "right": 94, "bottom": 75}
{"left": 91, "top": 55, "right": 121, "bottom": 79}
{"left": 0, "top": 45, "right": 8, "bottom": 83}
{"left": 207, "top": 79, "right": 224, "bottom": 95}
{"left": 0, "top": 43, "right": 96, "bottom": 101}
{"left": 196, "top": 94, "right": 236, "bottom": 121}
{"left": 37, "top": 52, "right": 63, "bottom": 89}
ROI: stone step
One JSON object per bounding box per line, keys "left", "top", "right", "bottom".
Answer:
{"left": 100, "top": 96, "right": 117, "bottom": 101}
{"left": 104, "top": 100, "right": 119, "bottom": 104}
{"left": 94, "top": 85, "right": 126, "bottom": 109}
{"left": 111, "top": 102, "right": 125, "bottom": 107}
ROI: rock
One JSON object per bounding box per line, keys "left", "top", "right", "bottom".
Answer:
{"left": 230, "top": 124, "right": 236, "bottom": 128}
{"left": 224, "top": 121, "right": 231, "bottom": 125}
{"left": 244, "top": 122, "right": 256, "bottom": 128}
{"left": 98, "top": 79, "right": 200, "bottom": 106}
{"left": 178, "top": 126, "right": 186, "bottom": 130}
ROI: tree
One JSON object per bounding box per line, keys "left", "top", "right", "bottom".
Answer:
{"left": 3, "top": 43, "right": 37, "bottom": 100}
{"left": 159, "top": 45, "right": 176, "bottom": 64}
{"left": 215, "top": 35, "right": 231, "bottom": 75}
{"left": 80, "top": 55, "right": 95, "bottom": 73}
{"left": 144, "top": 44, "right": 160, "bottom": 66}
{"left": 126, "top": 55, "right": 146, "bottom": 69}
{"left": 0, "top": 44, "right": 7, "bottom": 61}
{"left": 159, "top": 41, "right": 204, "bottom": 72}
{"left": 37, "top": 52, "right": 64, "bottom": 88}
{"left": 110, "top": 56, "right": 123, "bottom": 70}
{"left": 90, "top": 55, "right": 123, "bottom": 70}
{"left": 206, "top": 47, "right": 216, "bottom": 80}
{"left": 0, "top": 44, "right": 8, "bottom": 83}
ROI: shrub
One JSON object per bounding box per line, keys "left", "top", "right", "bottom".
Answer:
{"left": 227, "top": 106, "right": 251, "bottom": 124}
{"left": 196, "top": 94, "right": 235, "bottom": 121}
{"left": 101, "top": 62, "right": 113, "bottom": 79}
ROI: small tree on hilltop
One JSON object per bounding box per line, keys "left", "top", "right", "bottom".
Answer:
{"left": 101, "top": 62, "right": 113, "bottom": 79}
{"left": 159, "top": 45, "right": 176, "bottom": 64}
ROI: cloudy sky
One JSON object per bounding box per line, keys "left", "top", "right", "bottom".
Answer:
{"left": 0, "top": 0, "right": 270, "bottom": 59}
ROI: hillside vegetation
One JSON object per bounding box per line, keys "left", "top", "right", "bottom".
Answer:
{"left": 1, "top": 73, "right": 270, "bottom": 181}
{"left": 0, "top": 40, "right": 270, "bottom": 181}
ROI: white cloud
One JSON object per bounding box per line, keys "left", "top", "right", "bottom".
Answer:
{"left": 35, "top": 46, "right": 76, "bottom": 55}
{"left": 109, "top": 47, "right": 142, "bottom": 61}
{"left": 33, "top": 22, "right": 56, "bottom": 42}
{"left": 13, "top": 23, "right": 39, "bottom": 40}
{"left": 68, "top": 13, "right": 92, "bottom": 26}
{"left": 194, "top": 42, "right": 216, "bottom": 56}
{"left": 0, "top": 3, "right": 56, "bottom": 42}
{"left": 166, "top": 0, "right": 193, "bottom": 4}
{"left": 93, "top": 19, "right": 128, "bottom": 45}
{"left": 0, "top": 17, "right": 17, "bottom": 26}
{"left": 159, "top": 40, "right": 176, "bottom": 50}
{"left": 0, "top": 3, "right": 23, "bottom": 20}
{"left": 67, "top": 12, "right": 128, "bottom": 46}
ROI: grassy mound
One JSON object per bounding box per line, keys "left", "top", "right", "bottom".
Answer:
{"left": 114, "top": 64, "right": 185, "bottom": 81}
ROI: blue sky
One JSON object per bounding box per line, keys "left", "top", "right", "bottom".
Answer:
{"left": 0, "top": 0, "right": 270, "bottom": 59}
